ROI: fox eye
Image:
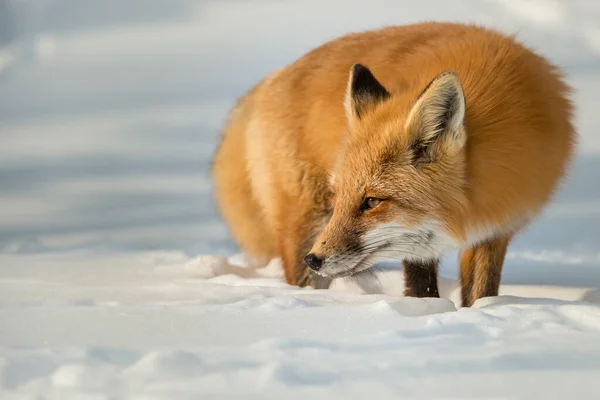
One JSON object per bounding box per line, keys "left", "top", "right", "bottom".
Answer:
{"left": 360, "top": 197, "right": 382, "bottom": 212}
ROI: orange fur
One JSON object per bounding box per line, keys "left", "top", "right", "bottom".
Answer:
{"left": 211, "top": 22, "right": 576, "bottom": 304}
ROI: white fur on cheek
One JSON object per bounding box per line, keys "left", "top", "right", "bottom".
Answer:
{"left": 363, "top": 221, "right": 457, "bottom": 262}
{"left": 317, "top": 220, "right": 458, "bottom": 279}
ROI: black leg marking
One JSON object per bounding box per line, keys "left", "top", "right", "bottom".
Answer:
{"left": 403, "top": 259, "right": 440, "bottom": 298}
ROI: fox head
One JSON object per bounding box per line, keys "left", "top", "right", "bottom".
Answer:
{"left": 304, "top": 64, "right": 468, "bottom": 278}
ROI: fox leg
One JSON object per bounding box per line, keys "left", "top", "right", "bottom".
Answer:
{"left": 280, "top": 229, "right": 331, "bottom": 289}
{"left": 278, "top": 198, "right": 332, "bottom": 289}
{"left": 459, "top": 233, "right": 512, "bottom": 307}
{"left": 459, "top": 247, "right": 476, "bottom": 307}
{"left": 403, "top": 259, "right": 440, "bottom": 298}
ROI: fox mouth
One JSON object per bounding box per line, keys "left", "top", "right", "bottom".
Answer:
{"left": 313, "top": 247, "right": 384, "bottom": 279}
{"left": 313, "top": 261, "right": 370, "bottom": 279}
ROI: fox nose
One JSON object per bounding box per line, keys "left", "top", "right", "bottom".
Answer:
{"left": 304, "top": 253, "right": 323, "bottom": 271}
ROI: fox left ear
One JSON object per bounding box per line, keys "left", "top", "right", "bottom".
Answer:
{"left": 345, "top": 63, "right": 390, "bottom": 120}
{"left": 406, "top": 71, "right": 466, "bottom": 161}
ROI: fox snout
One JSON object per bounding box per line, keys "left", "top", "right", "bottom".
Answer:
{"left": 304, "top": 237, "right": 334, "bottom": 274}
{"left": 303, "top": 224, "right": 368, "bottom": 278}
{"left": 304, "top": 216, "right": 455, "bottom": 279}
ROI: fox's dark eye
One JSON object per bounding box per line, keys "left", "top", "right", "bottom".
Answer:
{"left": 360, "top": 197, "right": 382, "bottom": 212}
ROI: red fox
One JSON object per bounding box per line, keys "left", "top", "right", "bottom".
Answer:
{"left": 211, "top": 22, "right": 576, "bottom": 307}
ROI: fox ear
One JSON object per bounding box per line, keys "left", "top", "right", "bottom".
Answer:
{"left": 406, "top": 71, "right": 466, "bottom": 162}
{"left": 345, "top": 63, "right": 390, "bottom": 120}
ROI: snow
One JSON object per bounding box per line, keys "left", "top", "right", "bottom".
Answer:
{"left": 2, "top": 253, "right": 600, "bottom": 398}
{"left": 1, "top": 0, "right": 600, "bottom": 398}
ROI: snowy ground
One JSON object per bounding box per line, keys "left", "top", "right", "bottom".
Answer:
{"left": 1, "top": 0, "right": 600, "bottom": 398}
{"left": 2, "top": 253, "right": 600, "bottom": 399}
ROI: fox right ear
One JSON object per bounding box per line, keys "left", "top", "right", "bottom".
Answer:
{"left": 345, "top": 63, "right": 390, "bottom": 120}
{"left": 405, "top": 71, "right": 466, "bottom": 162}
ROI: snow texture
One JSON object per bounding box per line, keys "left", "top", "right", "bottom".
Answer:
{"left": 2, "top": 253, "right": 600, "bottom": 399}
{"left": 1, "top": 0, "right": 600, "bottom": 399}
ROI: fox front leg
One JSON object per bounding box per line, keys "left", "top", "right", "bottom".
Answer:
{"left": 403, "top": 259, "right": 440, "bottom": 298}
